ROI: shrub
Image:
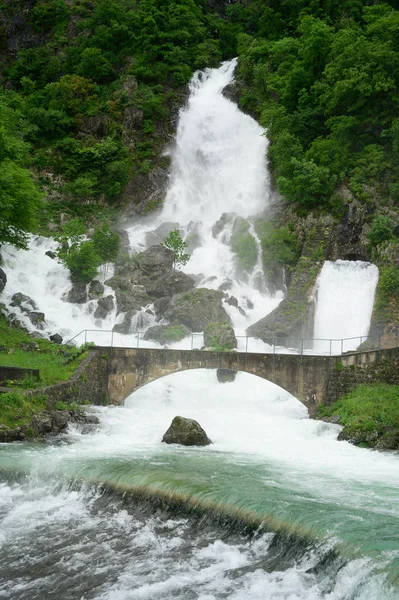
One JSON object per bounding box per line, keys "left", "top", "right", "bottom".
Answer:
{"left": 368, "top": 216, "right": 394, "bottom": 247}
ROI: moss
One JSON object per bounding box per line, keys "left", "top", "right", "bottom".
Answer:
{"left": 160, "top": 326, "right": 188, "bottom": 344}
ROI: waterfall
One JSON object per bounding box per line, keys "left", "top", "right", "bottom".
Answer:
{"left": 313, "top": 260, "right": 379, "bottom": 354}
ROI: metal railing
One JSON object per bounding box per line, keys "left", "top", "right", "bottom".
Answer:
{"left": 66, "top": 329, "right": 399, "bottom": 357}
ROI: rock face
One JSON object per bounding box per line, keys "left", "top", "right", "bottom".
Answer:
{"left": 94, "top": 295, "right": 115, "bottom": 319}
{"left": 0, "top": 268, "right": 7, "bottom": 293}
{"left": 162, "top": 416, "right": 212, "bottom": 446}
{"left": 204, "top": 322, "right": 237, "bottom": 350}
{"left": 66, "top": 282, "right": 87, "bottom": 304}
{"left": 164, "top": 289, "right": 231, "bottom": 331}
{"left": 88, "top": 280, "right": 104, "bottom": 299}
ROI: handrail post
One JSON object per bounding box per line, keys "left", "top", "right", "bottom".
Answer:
{"left": 245, "top": 336, "right": 248, "bottom": 364}
{"left": 273, "top": 337, "right": 276, "bottom": 355}
{"left": 84, "top": 330, "right": 87, "bottom": 344}
{"left": 111, "top": 330, "right": 114, "bottom": 350}
{"left": 300, "top": 338, "right": 303, "bottom": 356}
{"left": 329, "top": 339, "right": 332, "bottom": 357}
{"left": 137, "top": 332, "right": 140, "bottom": 350}
{"left": 341, "top": 339, "right": 343, "bottom": 356}
{"left": 378, "top": 334, "right": 381, "bottom": 360}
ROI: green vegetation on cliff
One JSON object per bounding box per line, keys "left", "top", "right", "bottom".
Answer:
{"left": 233, "top": 1, "right": 399, "bottom": 211}
{"left": 0, "top": 0, "right": 230, "bottom": 242}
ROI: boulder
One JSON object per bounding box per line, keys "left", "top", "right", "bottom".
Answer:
{"left": 112, "top": 310, "right": 137, "bottom": 334}
{"left": 88, "top": 280, "right": 104, "bottom": 299}
{"left": 136, "top": 244, "right": 175, "bottom": 274}
{"left": 28, "top": 311, "right": 46, "bottom": 329}
{"left": 50, "top": 333, "right": 63, "bottom": 344}
{"left": 10, "top": 292, "right": 37, "bottom": 311}
{"left": 94, "top": 295, "right": 115, "bottom": 319}
{"left": 153, "top": 296, "right": 171, "bottom": 318}
{"left": 45, "top": 250, "right": 57, "bottom": 260}
{"left": 226, "top": 295, "right": 238, "bottom": 308}
{"left": 145, "top": 222, "right": 179, "bottom": 247}
{"left": 0, "top": 268, "right": 7, "bottom": 293}
{"left": 217, "top": 369, "right": 237, "bottom": 383}
{"left": 143, "top": 324, "right": 191, "bottom": 345}
{"left": 115, "top": 284, "right": 148, "bottom": 314}
{"left": 164, "top": 289, "right": 231, "bottom": 332}
{"left": 162, "top": 416, "right": 212, "bottom": 446}
{"left": 144, "top": 270, "right": 195, "bottom": 298}
{"left": 66, "top": 282, "right": 87, "bottom": 304}
{"left": 204, "top": 321, "right": 237, "bottom": 350}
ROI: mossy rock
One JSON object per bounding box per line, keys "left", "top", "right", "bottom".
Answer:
{"left": 143, "top": 324, "right": 191, "bottom": 345}
{"left": 162, "top": 416, "right": 212, "bottom": 446}
{"left": 204, "top": 322, "right": 237, "bottom": 350}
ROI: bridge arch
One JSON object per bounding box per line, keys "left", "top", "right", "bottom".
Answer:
{"left": 105, "top": 347, "right": 333, "bottom": 414}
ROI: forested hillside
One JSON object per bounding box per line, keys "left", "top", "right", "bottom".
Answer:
{"left": 1, "top": 1, "right": 399, "bottom": 235}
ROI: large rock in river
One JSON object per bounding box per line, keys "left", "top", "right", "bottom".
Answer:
{"left": 164, "top": 289, "right": 231, "bottom": 331}
{"left": 162, "top": 416, "right": 212, "bottom": 446}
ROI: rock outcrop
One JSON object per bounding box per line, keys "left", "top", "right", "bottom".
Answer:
{"left": 164, "top": 289, "right": 231, "bottom": 331}
{"left": 204, "top": 321, "right": 237, "bottom": 350}
{"left": 0, "top": 410, "right": 100, "bottom": 443}
{"left": 162, "top": 416, "right": 212, "bottom": 446}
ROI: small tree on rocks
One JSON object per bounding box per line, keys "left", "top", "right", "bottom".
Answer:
{"left": 161, "top": 229, "right": 190, "bottom": 268}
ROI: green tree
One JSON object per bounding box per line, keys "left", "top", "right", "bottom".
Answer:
{"left": 161, "top": 230, "right": 190, "bottom": 268}
{"left": 0, "top": 100, "right": 43, "bottom": 249}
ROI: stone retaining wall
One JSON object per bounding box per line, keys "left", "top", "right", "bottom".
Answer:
{"left": 25, "top": 351, "right": 109, "bottom": 407}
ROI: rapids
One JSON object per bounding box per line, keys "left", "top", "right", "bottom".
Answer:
{"left": 1, "top": 371, "right": 399, "bottom": 599}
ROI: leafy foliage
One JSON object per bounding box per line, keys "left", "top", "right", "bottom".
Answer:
{"left": 0, "top": 93, "right": 43, "bottom": 248}
{"left": 368, "top": 216, "right": 394, "bottom": 247}
{"left": 161, "top": 229, "right": 190, "bottom": 268}
{"left": 56, "top": 219, "right": 120, "bottom": 281}
{"left": 235, "top": 2, "right": 399, "bottom": 209}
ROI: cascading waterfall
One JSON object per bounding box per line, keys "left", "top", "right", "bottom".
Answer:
{"left": 313, "top": 261, "right": 379, "bottom": 354}
{"left": 0, "top": 61, "right": 391, "bottom": 600}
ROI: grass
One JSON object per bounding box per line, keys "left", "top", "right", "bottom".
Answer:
{"left": 0, "top": 313, "right": 91, "bottom": 388}
{"left": 318, "top": 383, "right": 399, "bottom": 434}
{"left": 0, "top": 392, "right": 47, "bottom": 428}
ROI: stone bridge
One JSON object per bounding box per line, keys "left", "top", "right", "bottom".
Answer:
{"left": 100, "top": 346, "right": 399, "bottom": 416}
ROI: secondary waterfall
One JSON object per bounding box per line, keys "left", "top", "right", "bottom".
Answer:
{"left": 313, "top": 261, "right": 379, "bottom": 354}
